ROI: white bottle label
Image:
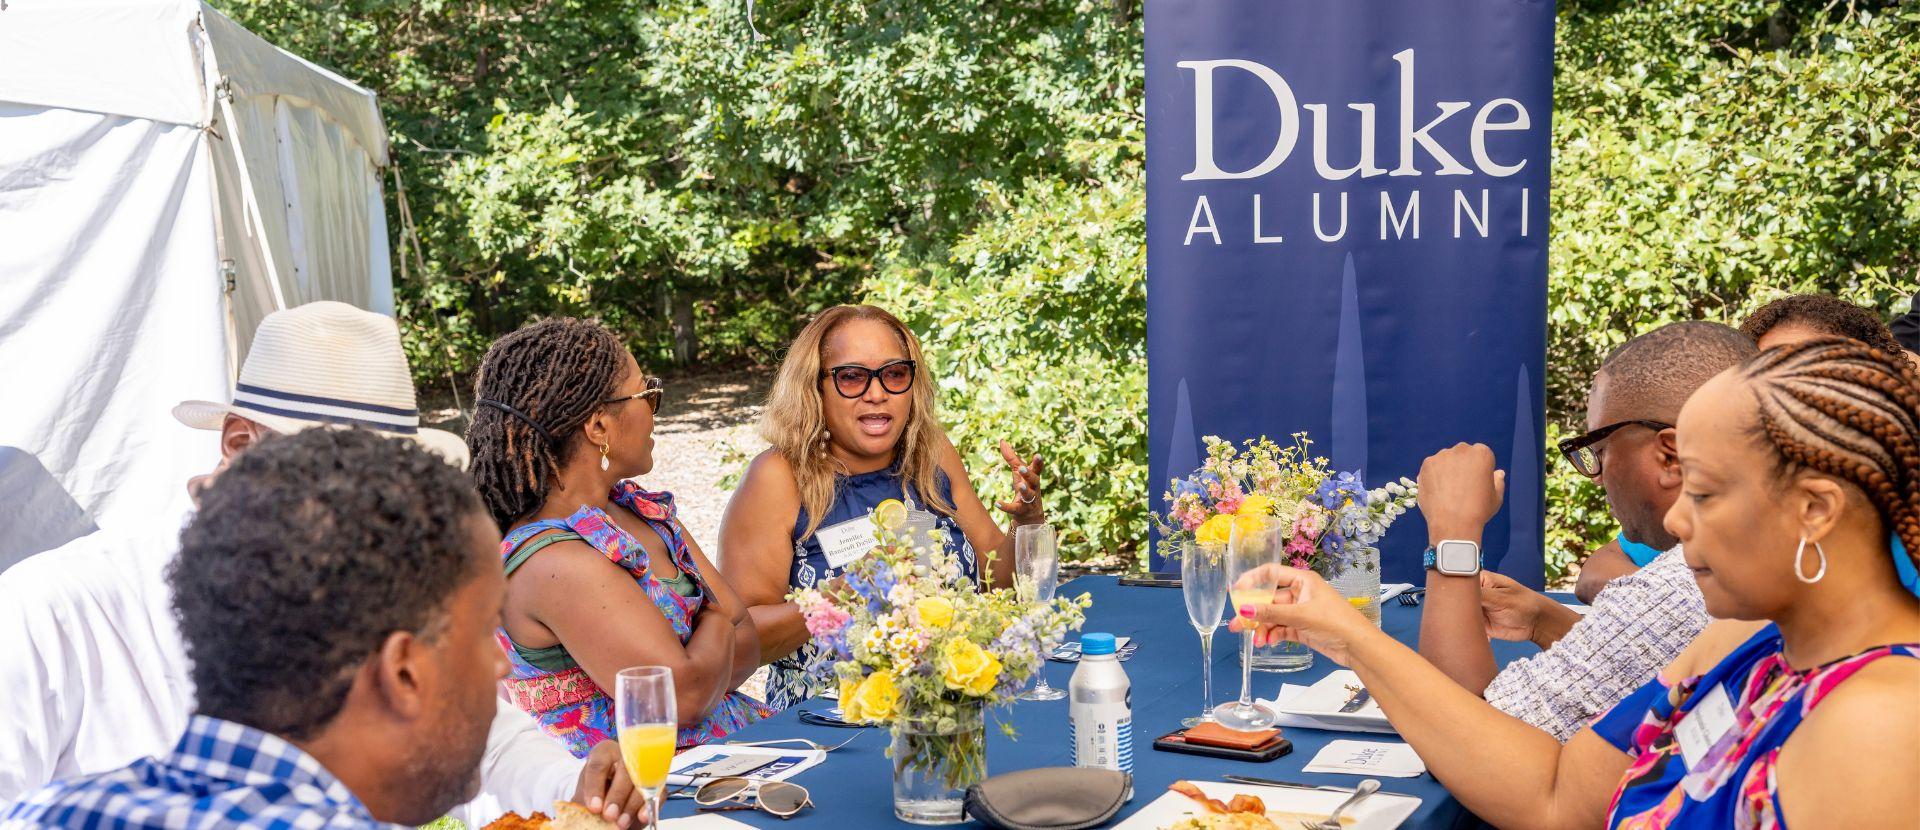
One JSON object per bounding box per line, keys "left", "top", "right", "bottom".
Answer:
{"left": 1070, "top": 692, "right": 1133, "bottom": 773}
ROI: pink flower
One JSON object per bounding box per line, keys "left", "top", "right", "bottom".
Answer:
{"left": 805, "top": 604, "right": 851, "bottom": 638}
{"left": 1289, "top": 556, "right": 1311, "bottom": 570}
{"left": 1286, "top": 534, "right": 1316, "bottom": 556}
{"left": 1215, "top": 495, "right": 1243, "bottom": 516}
{"left": 1292, "top": 506, "right": 1327, "bottom": 538}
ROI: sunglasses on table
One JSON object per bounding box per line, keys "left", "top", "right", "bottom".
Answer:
{"left": 691, "top": 777, "right": 812, "bottom": 820}
{"left": 600, "top": 376, "right": 664, "bottom": 414}
{"left": 820, "top": 359, "right": 916, "bottom": 399}
{"left": 1556, "top": 419, "right": 1672, "bottom": 477}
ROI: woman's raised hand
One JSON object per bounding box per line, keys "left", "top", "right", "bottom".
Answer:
{"left": 994, "top": 441, "right": 1046, "bottom": 524}
{"left": 1227, "top": 565, "right": 1372, "bottom": 667}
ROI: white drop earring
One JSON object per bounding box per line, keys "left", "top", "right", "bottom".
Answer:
{"left": 1794, "top": 535, "right": 1827, "bottom": 584}
{"left": 599, "top": 441, "right": 611, "bottom": 472}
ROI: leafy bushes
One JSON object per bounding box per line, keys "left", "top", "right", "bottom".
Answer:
{"left": 211, "top": 0, "right": 1916, "bottom": 575}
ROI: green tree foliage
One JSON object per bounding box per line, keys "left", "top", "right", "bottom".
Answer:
{"left": 211, "top": 0, "right": 1915, "bottom": 571}
{"left": 1542, "top": 0, "right": 1918, "bottom": 579}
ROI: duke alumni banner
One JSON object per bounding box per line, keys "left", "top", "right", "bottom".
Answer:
{"left": 1146, "top": 0, "right": 1556, "bottom": 587}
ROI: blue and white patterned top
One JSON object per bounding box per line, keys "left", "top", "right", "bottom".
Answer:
{"left": 765, "top": 463, "right": 976, "bottom": 711}
{"left": 1, "top": 714, "right": 402, "bottom": 829}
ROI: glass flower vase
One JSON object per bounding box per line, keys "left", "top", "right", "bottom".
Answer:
{"left": 890, "top": 701, "right": 987, "bottom": 824}
{"left": 1327, "top": 545, "right": 1383, "bottom": 628}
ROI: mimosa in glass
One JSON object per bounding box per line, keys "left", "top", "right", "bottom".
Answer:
{"left": 616, "top": 666, "right": 677, "bottom": 828}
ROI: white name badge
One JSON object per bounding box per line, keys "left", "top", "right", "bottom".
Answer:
{"left": 813, "top": 516, "right": 880, "bottom": 570}
{"left": 1675, "top": 684, "right": 1739, "bottom": 769}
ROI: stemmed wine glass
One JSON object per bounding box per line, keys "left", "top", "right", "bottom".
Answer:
{"left": 1015, "top": 524, "right": 1067, "bottom": 701}
{"left": 1212, "top": 517, "right": 1284, "bottom": 730}
{"left": 1179, "top": 540, "right": 1228, "bottom": 728}
{"left": 617, "top": 666, "right": 678, "bottom": 829}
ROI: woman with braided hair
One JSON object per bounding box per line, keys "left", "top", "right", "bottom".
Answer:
{"left": 718, "top": 305, "right": 1044, "bottom": 710}
{"left": 1226, "top": 338, "right": 1919, "bottom": 829}
{"left": 465, "top": 318, "right": 767, "bottom": 757}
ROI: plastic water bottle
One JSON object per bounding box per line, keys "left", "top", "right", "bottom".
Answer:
{"left": 1069, "top": 632, "right": 1133, "bottom": 798}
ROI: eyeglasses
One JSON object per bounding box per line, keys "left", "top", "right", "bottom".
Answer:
{"left": 820, "top": 360, "right": 916, "bottom": 399}
{"left": 1557, "top": 419, "right": 1672, "bottom": 478}
{"left": 693, "top": 777, "right": 812, "bottom": 819}
{"left": 601, "top": 376, "right": 664, "bottom": 414}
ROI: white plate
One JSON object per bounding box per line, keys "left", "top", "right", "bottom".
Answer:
{"left": 1275, "top": 670, "right": 1392, "bottom": 732}
{"left": 1115, "top": 780, "right": 1421, "bottom": 830}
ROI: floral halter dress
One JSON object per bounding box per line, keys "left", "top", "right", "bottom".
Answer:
{"left": 1592, "top": 623, "right": 1918, "bottom": 828}
{"left": 497, "top": 483, "right": 769, "bottom": 757}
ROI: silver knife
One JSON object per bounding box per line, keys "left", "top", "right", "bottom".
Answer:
{"left": 1220, "top": 774, "right": 1352, "bottom": 793}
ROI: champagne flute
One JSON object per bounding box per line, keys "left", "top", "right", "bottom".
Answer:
{"left": 1212, "top": 517, "right": 1283, "bottom": 730}
{"left": 1015, "top": 524, "right": 1066, "bottom": 701}
{"left": 616, "top": 666, "right": 678, "bottom": 829}
{"left": 1179, "top": 540, "right": 1228, "bottom": 727}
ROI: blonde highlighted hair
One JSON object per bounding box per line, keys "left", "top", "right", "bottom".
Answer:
{"left": 762, "top": 305, "right": 955, "bottom": 541}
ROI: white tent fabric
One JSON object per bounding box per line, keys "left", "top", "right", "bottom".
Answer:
{"left": 0, "top": 0, "right": 394, "bottom": 568}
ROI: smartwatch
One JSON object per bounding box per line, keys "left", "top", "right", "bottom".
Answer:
{"left": 1423, "top": 540, "right": 1482, "bottom": 576}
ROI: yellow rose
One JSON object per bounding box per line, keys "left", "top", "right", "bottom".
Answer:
{"left": 914, "top": 596, "right": 955, "bottom": 629}
{"left": 838, "top": 678, "right": 863, "bottom": 720}
{"left": 1237, "top": 493, "right": 1275, "bottom": 517}
{"left": 1195, "top": 514, "right": 1237, "bottom": 547}
{"left": 940, "top": 639, "right": 998, "bottom": 694}
{"left": 847, "top": 671, "right": 899, "bottom": 723}
{"left": 1233, "top": 512, "right": 1271, "bottom": 540}
{"left": 963, "top": 652, "right": 1002, "bottom": 696}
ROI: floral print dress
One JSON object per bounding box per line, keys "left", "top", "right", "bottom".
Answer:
{"left": 496, "top": 482, "right": 769, "bottom": 757}
{"left": 1591, "top": 623, "right": 1917, "bottom": 828}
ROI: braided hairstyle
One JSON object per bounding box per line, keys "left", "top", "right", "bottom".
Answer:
{"left": 466, "top": 318, "right": 628, "bottom": 531}
{"left": 1741, "top": 338, "right": 1920, "bottom": 569}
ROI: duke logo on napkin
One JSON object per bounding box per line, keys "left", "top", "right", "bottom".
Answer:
{"left": 1303, "top": 740, "right": 1427, "bottom": 778}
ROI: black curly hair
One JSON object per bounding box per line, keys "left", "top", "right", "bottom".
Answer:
{"left": 1739, "top": 294, "right": 1904, "bottom": 355}
{"left": 169, "top": 428, "right": 488, "bottom": 739}
{"left": 466, "top": 317, "right": 630, "bottom": 531}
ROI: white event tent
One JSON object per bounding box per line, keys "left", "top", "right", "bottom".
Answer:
{"left": 0, "top": 0, "right": 395, "bottom": 570}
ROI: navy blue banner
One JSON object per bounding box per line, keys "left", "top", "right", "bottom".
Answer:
{"left": 1146, "top": 0, "right": 1554, "bottom": 587}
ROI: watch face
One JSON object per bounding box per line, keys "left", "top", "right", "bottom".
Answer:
{"left": 1437, "top": 541, "right": 1479, "bottom": 573}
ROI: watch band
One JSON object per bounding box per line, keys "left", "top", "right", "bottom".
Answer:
{"left": 1422, "top": 546, "right": 1437, "bottom": 570}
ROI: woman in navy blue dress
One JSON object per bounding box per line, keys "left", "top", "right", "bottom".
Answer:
{"left": 719, "top": 305, "right": 1046, "bottom": 710}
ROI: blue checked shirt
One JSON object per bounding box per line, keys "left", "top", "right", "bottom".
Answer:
{"left": 1, "top": 715, "right": 406, "bottom": 829}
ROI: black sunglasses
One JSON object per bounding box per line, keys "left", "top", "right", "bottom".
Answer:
{"left": 601, "top": 376, "right": 664, "bottom": 414}
{"left": 1557, "top": 419, "right": 1672, "bottom": 477}
{"left": 820, "top": 360, "right": 916, "bottom": 399}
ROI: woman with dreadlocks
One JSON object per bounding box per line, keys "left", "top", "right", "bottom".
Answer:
{"left": 718, "top": 305, "right": 1044, "bottom": 710}
{"left": 1230, "top": 339, "right": 1919, "bottom": 829}
{"left": 466, "top": 318, "right": 767, "bottom": 757}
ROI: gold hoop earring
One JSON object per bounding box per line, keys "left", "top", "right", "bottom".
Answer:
{"left": 599, "top": 441, "right": 611, "bottom": 472}
{"left": 1794, "top": 535, "right": 1827, "bottom": 584}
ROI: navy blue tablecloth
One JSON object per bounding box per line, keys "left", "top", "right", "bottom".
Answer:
{"left": 656, "top": 576, "right": 1546, "bottom": 828}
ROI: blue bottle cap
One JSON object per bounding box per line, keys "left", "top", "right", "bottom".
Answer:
{"left": 1082, "top": 633, "right": 1117, "bottom": 655}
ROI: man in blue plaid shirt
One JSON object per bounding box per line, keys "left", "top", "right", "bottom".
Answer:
{"left": 3, "top": 429, "right": 513, "bottom": 829}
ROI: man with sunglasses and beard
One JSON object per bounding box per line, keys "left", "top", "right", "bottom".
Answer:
{"left": 1412, "top": 321, "right": 1757, "bottom": 742}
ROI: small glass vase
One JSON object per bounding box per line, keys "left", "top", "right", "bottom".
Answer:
{"left": 890, "top": 702, "right": 987, "bottom": 825}
{"left": 1249, "top": 565, "right": 1317, "bottom": 672}
{"left": 1327, "top": 545, "right": 1384, "bottom": 628}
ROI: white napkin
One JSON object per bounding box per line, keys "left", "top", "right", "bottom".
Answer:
{"left": 661, "top": 815, "right": 759, "bottom": 829}
{"left": 1257, "top": 684, "right": 1398, "bottom": 735}
{"left": 1303, "top": 739, "right": 1428, "bottom": 777}
{"left": 1378, "top": 583, "right": 1416, "bottom": 602}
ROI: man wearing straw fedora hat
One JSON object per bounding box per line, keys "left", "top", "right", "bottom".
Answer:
{"left": 0, "top": 302, "right": 648, "bottom": 827}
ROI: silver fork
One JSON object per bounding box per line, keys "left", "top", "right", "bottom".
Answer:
{"left": 1299, "top": 779, "right": 1380, "bottom": 830}
{"left": 725, "top": 734, "right": 860, "bottom": 753}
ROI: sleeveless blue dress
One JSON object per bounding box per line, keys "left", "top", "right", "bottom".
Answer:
{"left": 1591, "top": 623, "right": 1918, "bottom": 828}
{"left": 764, "top": 463, "right": 977, "bottom": 710}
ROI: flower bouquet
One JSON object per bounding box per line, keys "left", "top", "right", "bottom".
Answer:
{"left": 1161, "top": 433, "right": 1416, "bottom": 578}
{"left": 789, "top": 502, "right": 1088, "bottom": 824}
